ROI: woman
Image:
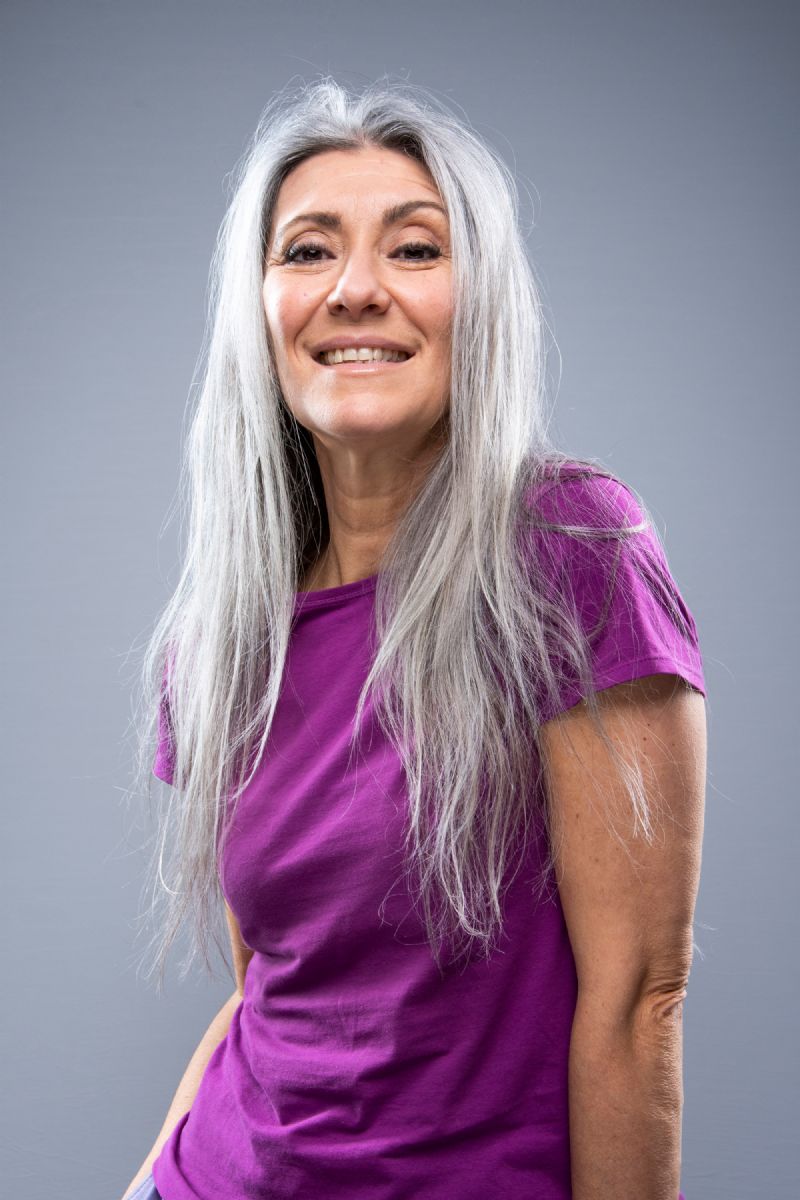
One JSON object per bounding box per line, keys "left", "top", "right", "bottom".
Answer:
{"left": 122, "top": 76, "right": 706, "bottom": 1200}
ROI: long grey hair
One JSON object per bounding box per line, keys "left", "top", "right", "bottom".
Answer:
{"left": 129, "top": 75, "right": 683, "bottom": 991}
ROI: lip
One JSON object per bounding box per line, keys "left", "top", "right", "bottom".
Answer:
{"left": 310, "top": 336, "right": 416, "bottom": 360}
{"left": 314, "top": 357, "right": 412, "bottom": 372}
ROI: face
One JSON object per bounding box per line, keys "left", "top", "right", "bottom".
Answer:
{"left": 262, "top": 146, "right": 453, "bottom": 464}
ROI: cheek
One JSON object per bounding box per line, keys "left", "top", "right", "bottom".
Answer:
{"left": 262, "top": 283, "right": 304, "bottom": 348}
{"left": 429, "top": 308, "right": 453, "bottom": 363}
{"left": 413, "top": 283, "right": 453, "bottom": 348}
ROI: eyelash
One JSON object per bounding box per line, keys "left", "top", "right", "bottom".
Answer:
{"left": 281, "top": 239, "right": 441, "bottom": 265}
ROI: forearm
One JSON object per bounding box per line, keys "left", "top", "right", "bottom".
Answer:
{"left": 568, "top": 998, "right": 685, "bottom": 1200}
{"left": 121, "top": 989, "right": 242, "bottom": 1200}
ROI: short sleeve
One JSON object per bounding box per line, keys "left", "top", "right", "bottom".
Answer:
{"left": 152, "top": 662, "right": 176, "bottom": 785}
{"left": 526, "top": 469, "right": 707, "bottom": 725}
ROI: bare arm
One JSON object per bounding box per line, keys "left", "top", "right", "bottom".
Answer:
{"left": 120, "top": 990, "right": 240, "bottom": 1199}
{"left": 539, "top": 673, "right": 707, "bottom": 1200}
{"left": 120, "top": 902, "right": 255, "bottom": 1200}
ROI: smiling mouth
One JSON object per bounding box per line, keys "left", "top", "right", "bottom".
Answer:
{"left": 313, "top": 349, "right": 415, "bottom": 368}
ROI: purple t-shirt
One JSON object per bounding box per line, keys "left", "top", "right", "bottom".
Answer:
{"left": 151, "top": 470, "right": 704, "bottom": 1200}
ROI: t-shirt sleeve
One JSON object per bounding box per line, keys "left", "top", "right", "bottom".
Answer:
{"left": 152, "top": 663, "right": 176, "bottom": 785}
{"left": 527, "top": 470, "right": 707, "bottom": 725}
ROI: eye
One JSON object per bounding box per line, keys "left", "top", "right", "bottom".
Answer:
{"left": 280, "top": 238, "right": 442, "bottom": 265}
{"left": 392, "top": 240, "right": 442, "bottom": 262}
{"left": 282, "top": 240, "right": 329, "bottom": 265}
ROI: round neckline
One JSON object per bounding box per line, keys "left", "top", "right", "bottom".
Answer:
{"left": 294, "top": 571, "right": 379, "bottom": 609}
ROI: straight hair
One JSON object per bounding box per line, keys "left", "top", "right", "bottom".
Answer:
{"left": 128, "top": 75, "right": 691, "bottom": 991}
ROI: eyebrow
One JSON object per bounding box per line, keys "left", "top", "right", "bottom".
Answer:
{"left": 273, "top": 200, "right": 448, "bottom": 247}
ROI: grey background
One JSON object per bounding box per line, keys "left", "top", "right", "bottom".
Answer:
{"left": 2, "top": 1, "right": 796, "bottom": 1197}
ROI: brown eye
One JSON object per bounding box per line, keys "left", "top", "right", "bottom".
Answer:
{"left": 282, "top": 240, "right": 329, "bottom": 264}
{"left": 394, "top": 241, "right": 441, "bottom": 261}
{"left": 282, "top": 238, "right": 442, "bottom": 265}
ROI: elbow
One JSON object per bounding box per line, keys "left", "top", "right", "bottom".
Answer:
{"left": 575, "top": 966, "right": 691, "bottom": 1047}
{"left": 630, "top": 983, "right": 689, "bottom": 1048}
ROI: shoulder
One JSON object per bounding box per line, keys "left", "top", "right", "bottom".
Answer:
{"left": 522, "top": 459, "right": 647, "bottom": 535}
{"left": 520, "top": 459, "right": 706, "bottom": 721}
{"left": 520, "top": 457, "right": 703, "bottom": 653}
{"left": 518, "top": 460, "right": 652, "bottom": 600}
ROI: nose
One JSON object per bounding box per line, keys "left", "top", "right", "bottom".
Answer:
{"left": 326, "top": 246, "right": 391, "bottom": 318}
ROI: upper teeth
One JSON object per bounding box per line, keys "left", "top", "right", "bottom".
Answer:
{"left": 318, "top": 347, "right": 410, "bottom": 364}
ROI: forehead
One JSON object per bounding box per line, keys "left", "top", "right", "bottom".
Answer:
{"left": 272, "top": 146, "right": 443, "bottom": 216}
